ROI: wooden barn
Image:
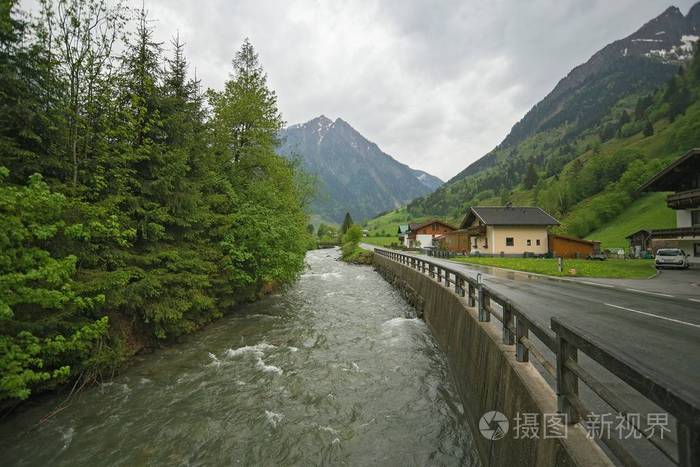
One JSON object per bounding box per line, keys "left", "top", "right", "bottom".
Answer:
{"left": 548, "top": 234, "right": 599, "bottom": 259}
{"left": 436, "top": 230, "right": 470, "bottom": 253}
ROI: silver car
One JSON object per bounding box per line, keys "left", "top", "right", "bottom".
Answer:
{"left": 654, "top": 248, "right": 690, "bottom": 269}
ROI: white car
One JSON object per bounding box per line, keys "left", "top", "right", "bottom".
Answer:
{"left": 654, "top": 248, "right": 690, "bottom": 269}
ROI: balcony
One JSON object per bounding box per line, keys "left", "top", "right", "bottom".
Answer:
{"left": 667, "top": 189, "right": 700, "bottom": 209}
{"left": 465, "top": 225, "right": 486, "bottom": 236}
{"left": 650, "top": 226, "right": 700, "bottom": 239}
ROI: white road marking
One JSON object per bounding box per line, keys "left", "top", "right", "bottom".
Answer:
{"left": 624, "top": 288, "right": 674, "bottom": 298}
{"left": 579, "top": 281, "right": 615, "bottom": 288}
{"left": 689, "top": 298, "right": 700, "bottom": 304}
{"left": 604, "top": 303, "right": 700, "bottom": 329}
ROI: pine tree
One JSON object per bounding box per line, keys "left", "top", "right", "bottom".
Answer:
{"left": 0, "top": 4, "right": 313, "bottom": 403}
{"left": 523, "top": 163, "right": 539, "bottom": 190}
{"left": 0, "top": 0, "right": 50, "bottom": 182}
{"left": 209, "top": 38, "right": 284, "bottom": 163}
{"left": 341, "top": 212, "right": 354, "bottom": 234}
{"left": 668, "top": 86, "right": 692, "bottom": 122}
{"left": 643, "top": 120, "right": 654, "bottom": 137}
{"left": 617, "top": 110, "right": 630, "bottom": 136}
{"left": 209, "top": 39, "right": 310, "bottom": 305}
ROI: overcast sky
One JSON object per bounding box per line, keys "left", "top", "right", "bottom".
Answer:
{"left": 26, "top": 1, "right": 698, "bottom": 180}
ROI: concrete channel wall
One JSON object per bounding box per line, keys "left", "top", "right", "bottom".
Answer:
{"left": 373, "top": 254, "right": 613, "bottom": 467}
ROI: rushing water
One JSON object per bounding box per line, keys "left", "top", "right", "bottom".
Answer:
{"left": 1, "top": 249, "right": 479, "bottom": 466}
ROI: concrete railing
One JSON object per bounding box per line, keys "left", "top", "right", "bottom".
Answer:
{"left": 374, "top": 248, "right": 699, "bottom": 467}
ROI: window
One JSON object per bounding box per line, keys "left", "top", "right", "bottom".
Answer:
{"left": 692, "top": 210, "right": 700, "bottom": 226}
{"left": 526, "top": 239, "right": 532, "bottom": 246}
{"left": 536, "top": 239, "right": 541, "bottom": 246}
{"left": 506, "top": 237, "right": 514, "bottom": 246}
{"left": 695, "top": 243, "right": 700, "bottom": 257}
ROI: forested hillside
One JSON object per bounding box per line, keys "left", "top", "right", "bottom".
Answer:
{"left": 0, "top": 1, "right": 312, "bottom": 405}
{"left": 408, "top": 5, "right": 700, "bottom": 245}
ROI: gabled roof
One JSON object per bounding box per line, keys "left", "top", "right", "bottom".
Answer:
{"left": 625, "top": 229, "right": 652, "bottom": 239}
{"left": 460, "top": 206, "right": 560, "bottom": 229}
{"left": 638, "top": 148, "right": 700, "bottom": 192}
{"left": 397, "top": 224, "right": 409, "bottom": 234}
{"left": 409, "top": 219, "right": 457, "bottom": 232}
{"left": 550, "top": 233, "right": 598, "bottom": 245}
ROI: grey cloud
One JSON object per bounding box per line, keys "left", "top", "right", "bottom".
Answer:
{"left": 23, "top": 0, "right": 698, "bottom": 179}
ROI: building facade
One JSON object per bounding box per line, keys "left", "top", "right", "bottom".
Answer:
{"left": 459, "top": 206, "right": 559, "bottom": 256}
{"left": 638, "top": 149, "right": 700, "bottom": 263}
{"left": 405, "top": 220, "right": 457, "bottom": 248}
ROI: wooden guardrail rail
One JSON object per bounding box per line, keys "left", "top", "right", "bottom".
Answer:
{"left": 374, "top": 248, "right": 699, "bottom": 467}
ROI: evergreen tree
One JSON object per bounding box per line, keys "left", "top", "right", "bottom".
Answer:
{"left": 634, "top": 94, "right": 653, "bottom": 120}
{"left": 209, "top": 38, "right": 284, "bottom": 163}
{"left": 341, "top": 212, "right": 354, "bottom": 234}
{"left": 0, "top": 0, "right": 52, "bottom": 182}
{"left": 668, "top": 85, "right": 692, "bottom": 122}
{"left": 616, "top": 110, "right": 630, "bottom": 136}
{"left": 643, "top": 120, "right": 654, "bottom": 137}
{"left": 209, "top": 39, "right": 310, "bottom": 305}
{"left": 0, "top": 3, "right": 311, "bottom": 404}
{"left": 523, "top": 163, "right": 539, "bottom": 190}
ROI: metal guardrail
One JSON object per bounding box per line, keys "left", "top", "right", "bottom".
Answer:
{"left": 374, "top": 248, "right": 699, "bottom": 467}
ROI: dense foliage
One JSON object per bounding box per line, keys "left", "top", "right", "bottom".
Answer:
{"left": 409, "top": 44, "right": 700, "bottom": 242}
{"left": 340, "top": 224, "right": 372, "bottom": 264}
{"left": 0, "top": 0, "right": 312, "bottom": 404}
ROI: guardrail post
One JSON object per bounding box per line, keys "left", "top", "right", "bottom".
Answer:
{"left": 502, "top": 303, "right": 514, "bottom": 345}
{"left": 422, "top": 260, "right": 426, "bottom": 273}
{"left": 477, "top": 274, "right": 490, "bottom": 322}
{"left": 468, "top": 283, "right": 475, "bottom": 307}
{"left": 678, "top": 421, "right": 699, "bottom": 467}
{"left": 556, "top": 335, "right": 579, "bottom": 423}
{"left": 429, "top": 264, "right": 435, "bottom": 278}
{"left": 516, "top": 317, "right": 529, "bottom": 362}
{"left": 437, "top": 267, "right": 442, "bottom": 283}
{"left": 456, "top": 277, "right": 464, "bottom": 296}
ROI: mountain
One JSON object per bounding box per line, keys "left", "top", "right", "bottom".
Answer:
{"left": 411, "top": 3, "right": 700, "bottom": 223}
{"left": 278, "top": 116, "right": 442, "bottom": 223}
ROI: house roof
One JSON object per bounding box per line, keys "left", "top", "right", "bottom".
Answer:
{"left": 550, "top": 233, "right": 598, "bottom": 245}
{"left": 638, "top": 148, "right": 700, "bottom": 192}
{"left": 409, "top": 219, "right": 457, "bottom": 232}
{"left": 625, "top": 229, "right": 652, "bottom": 239}
{"left": 397, "top": 224, "right": 409, "bottom": 234}
{"left": 460, "top": 206, "right": 560, "bottom": 228}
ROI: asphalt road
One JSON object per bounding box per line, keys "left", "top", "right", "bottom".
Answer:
{"left": 361, "top": 244, "right": 700, "bottom": 415}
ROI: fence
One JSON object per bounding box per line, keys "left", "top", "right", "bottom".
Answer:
{"left": 374, "top": 248, "right": 698, "bottom": 467}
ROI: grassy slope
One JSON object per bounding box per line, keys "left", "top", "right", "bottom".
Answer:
{"left": 362, "top": 236, "right": 398, "bottom": 247}
{"left": 584, "top": 192, "right": 676, "bottom": 248}
{"left": 452, "top": 257, "right": 656, "bottom": 279}
{"left": 363, "top": 207, "right": 459, "bottom": 237}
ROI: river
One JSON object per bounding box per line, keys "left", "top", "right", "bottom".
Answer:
{"left": 1, "top": 248, "right": 479, "bottom": 466}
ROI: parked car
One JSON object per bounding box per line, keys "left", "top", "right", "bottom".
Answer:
{"left": 654, "top": 248, "right": 690, "bottom": 269}
{"left": 587, "top": 253, "right": 607, "bottom": 261}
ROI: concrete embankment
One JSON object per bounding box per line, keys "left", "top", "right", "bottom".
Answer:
{"left": 373, "top": 253, "right": 613, "bottom": 467}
